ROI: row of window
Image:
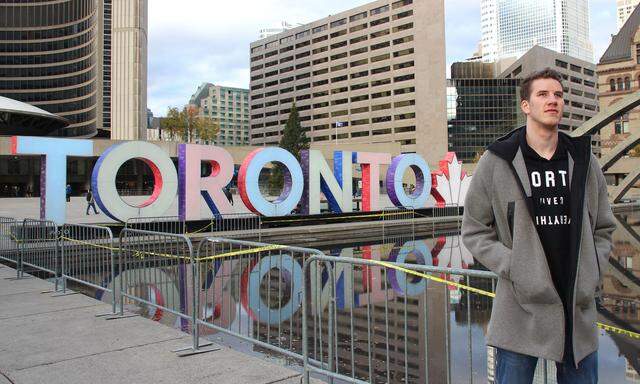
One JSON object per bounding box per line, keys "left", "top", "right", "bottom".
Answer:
{"left": 251, "top": 124, "right": 415, "bottom": 140}
{"left": 251, "top": 0, "right": 412, "bottom": 53}
{"left": 609, "top": 77, "right": 634, "bottom": 92}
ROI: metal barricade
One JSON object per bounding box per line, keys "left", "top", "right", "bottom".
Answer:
{"left": 125, "top": 216, "right": 186, "bottom": 234}
{"left": 0, "top": 217, "right": 19, "bottom": 267}
{"left": 60, "top": 224, "right": 117, "bottom": 314}
{"left": 431, "top": 203, "right": 460, "bottom": 233}
{"left": 302, "top": 254, "right": 497, "bottom": 384}
{"left": 209, "top": 213, "right": 262, "bottom": 240}
{"left": 19, "top": 219, "right": 60, "bottom": 284}
{"left": 118, "top": 228, "right": 213, "bottom": 355}
{"left": 381, "top": 206, "right": 415, "bottom": 245}
{"left": 195, "top": 237, "right": 324, "bottom": 361}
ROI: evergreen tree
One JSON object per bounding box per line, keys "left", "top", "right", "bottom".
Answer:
{"left": 270, "top": 103, "right": 309, "bottom": 190}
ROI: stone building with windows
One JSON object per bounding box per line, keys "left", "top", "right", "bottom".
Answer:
{"left": 597, "top": 4, "right": 640, "bottom": 156}
{"left": 248, "top": 0, "right": 446, "bottom": 164}
{"left": 189, "top": 83, "right": 250, "bottom": 147}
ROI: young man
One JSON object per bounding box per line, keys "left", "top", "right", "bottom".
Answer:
{"left": 461, "top": 68, "right": 616, "bottom": 383}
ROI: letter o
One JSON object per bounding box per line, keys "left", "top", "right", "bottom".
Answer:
{"left": 246, "top": 255, "right": 302, "bottom": 325}
{"left": 91, "top": 141, "right": 178, "bottom": 222}
{"left": 387, "top": 240, "right": 432, "bottom": 296}
{"left": 238, "top": 148, "right": 303, "bottom": 216}
{"left": 385, "top": 154, "right": 431, "bottom": 208}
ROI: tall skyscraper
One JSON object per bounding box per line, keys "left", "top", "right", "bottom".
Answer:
{"left": 0, "top": 0, "right": 147, "bottom": 139}
{"left": 480, "top": 0, "right": 593, "bottom": 64}
{"left": 190, "top": 83, "right": 250, "bottom": 146}
{"left": 248, "top": 0, "right": 447, "bottom": 164}
{"left": 111, "top": 0, "right": 148, "bottom": 140}
{"left": 618, "top": 0, "right": 640, "bottom": 30}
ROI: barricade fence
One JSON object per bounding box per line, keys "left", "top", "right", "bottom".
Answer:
{"left": 194, "top": 237, "right": 324, "bottom": 361}
{"left": 19, "top": 219, "right": 60, "bottom": 286}
{"left": 302, "top": 255, "right": 497, "bottom": 384}
{"left": 381, "top": 206, "right": 415, "bottom": 245}
{"left": 125, "top": 216, "right": 186, "bottom": 235}
{"left": 60, "top": 224, "right": 116, "bottom": 314}
{"left": 0, "top": 217, "right": 19, "bottom": 268}
{"left": 2, "top": 216, "right": 640, "bottom": 382}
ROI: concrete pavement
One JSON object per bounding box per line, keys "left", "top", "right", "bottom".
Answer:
{"left": 0, "top": 265, "right": 310, "bottom": 384}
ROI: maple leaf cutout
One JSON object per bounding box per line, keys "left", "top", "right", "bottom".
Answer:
{"left": 431, "top": 152, "right": 472, "bottom": 207}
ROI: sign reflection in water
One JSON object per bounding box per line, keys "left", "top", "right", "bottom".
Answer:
{"left": 85, "top": 218, "right": 640, "bottom": 383}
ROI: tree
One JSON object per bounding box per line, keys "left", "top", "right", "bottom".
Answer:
{"left": 269, "top": 103, "right": 310, "bottom": 190}
{"left": 160, "top": 105, "right": 219, "bottom": 143}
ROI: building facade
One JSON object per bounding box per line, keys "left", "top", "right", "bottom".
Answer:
{"left": 618, "top": 0, "right": 640, "bottom": 31}
{"left": 500, "top": 45, "right": 599, "bottom": 134}
{"left": 0, "top": 0, "right": 147, "bottom": 139}
{"left": 111, "top": 0, "right": 147, "bottom": 140}
{"left": 248, "top": 0, "right": 447, "bottom": 164}
{"left": 190, "top": 83, "right": 250, "bottom": 146}
{"left": 480, "top": 0, "right": 593, "bottom": 64}
{"left": 447, "top": 76, "right": 523, "bottom": 163}
{"left": 597, "top": 5, "right": 640, "bottom": 157}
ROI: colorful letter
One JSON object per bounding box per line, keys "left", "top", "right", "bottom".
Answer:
{"left": 91, "top": 141, "right": 177, "bottom": 222}
{"left": 354, "top": 152, "right": 391, "bottom": 211}
{"left": 11, "top": 136, "right": 93, "bottom": 224}
{"left": 387, "top": 240, "right": 431, "bottom": 296}
{"left": 301, "top": 150, "right": 353, "bottom": 214}
{"left": 385, "top": 154, "right": 431, "bottom": 208}
{"left": 178, "top": 144, "right": 234, "bottom": 221}
{"left": 238, "top": 148, "right": 303, "bottom": 216}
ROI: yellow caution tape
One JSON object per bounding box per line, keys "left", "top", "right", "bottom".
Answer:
{"left": 194, "top": 244, "right": 287, "bottom": 262}
{"left": 596, "top": 321, "right": 640, "bottom": 339}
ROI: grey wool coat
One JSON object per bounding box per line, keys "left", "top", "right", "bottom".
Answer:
{"left": 461, "top": 127, "right": 616, "bottom": 366}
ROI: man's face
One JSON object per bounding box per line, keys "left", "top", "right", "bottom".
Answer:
{"left": 521, "top": 78, "right": 564, "bottom": 130}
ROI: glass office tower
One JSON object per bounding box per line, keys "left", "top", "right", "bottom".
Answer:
{"left": 481, "top": 0, "right": 593, "bottom": 63}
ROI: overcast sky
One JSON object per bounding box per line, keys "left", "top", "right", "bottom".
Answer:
{"left": 148, "top": 0, "right": 618, "bottom": 116}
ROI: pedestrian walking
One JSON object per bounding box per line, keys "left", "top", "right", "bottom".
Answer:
{"left": 86, "top": 188, "right": 98, "bottom": 215}
{"left": 461, "top": 68, "right": 616, "bottom": 383}
{"left": 66, "top": 184, "right": 72, "bottom": 202}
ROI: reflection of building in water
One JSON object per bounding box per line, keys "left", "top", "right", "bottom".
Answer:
{"left": 628, "top": 358, "right": 640, "bottom": 382}
{"left": 250, "top": 243, "right": 451, "bottom": 383}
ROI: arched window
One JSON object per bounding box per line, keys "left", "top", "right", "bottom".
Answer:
{"left": 625, "top": 77, "right": 631, "bottom": 90}
{"left": 618, "top": 78, "right": 624, "bottom": 90}
{"left": 611, "top": 79, "right": 617, "bottom": 91}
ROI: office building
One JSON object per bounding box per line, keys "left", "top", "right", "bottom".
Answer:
{"left": 480, "top": 0, "right": 593, "bottom": 64}
{"left": 248, "top": 0, "right": 447, "bottom": 164}
{"left": 447, "top": 74, "right": 523, "bottom": 163}
{"left": 618, "top": 0, "right": 640, "bottom": 31}
{"left": 500, "top": 45, "right": 599, "bottom": 134}
{"left": 190, "top": 83, "right": 250, "bottom": 146}
{"left": 0, "top": 0, "right": 147, "bottom": 139}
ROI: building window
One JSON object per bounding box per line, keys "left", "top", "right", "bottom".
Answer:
{"left": 615, "top": 113, "right": 630, "bottom": 134}
{"left": 636, "top": 44, "right": 640, "bottom": 64}
{"left": 610, "top": 79, "right": 616, "bottom": 91}
{"left": 617, "top": 78, "right": 623, "bottom": 91}
{"left": 625, "top": 77, "right": 631, "bottom": 90}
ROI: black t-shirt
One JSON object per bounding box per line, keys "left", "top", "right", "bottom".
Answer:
{"left": 521, "top": 131, "right": 573, "bottom": 358}
{"left": 521, "top": 134, "right": 571, "bottom": 302}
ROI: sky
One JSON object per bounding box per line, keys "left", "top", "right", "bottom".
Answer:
{"left": 148, "top": 0, "right": 618, "bottom": 116}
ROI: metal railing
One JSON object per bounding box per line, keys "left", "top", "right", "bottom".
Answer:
{"left": 125, "top": 216, "right": 186, "bottom": 234}
{"left": 206, "top": 213, "right": 262, "bottom": 240}
{"left": 194, "top": 237, "right": 324, "bottom": 360}
{"left": 0, "top": 217, "right": 19, "bottom": 268}
{"left": 118, "top": 228, "right": 211, "bottom": 355}
{"left": 381, "top": 206, "right": 415, "bottom": 245}
{"left": 19, "top": 219, "right": 60, "bottom": 286}
{"left": 302, "top": 254, "right": 497, "bottom": 384}
{"left": 431, "top": 203, "right": 461, "bottom": 233}
{"left": 60, "top": 224, "right": 117, "bottom": 314}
